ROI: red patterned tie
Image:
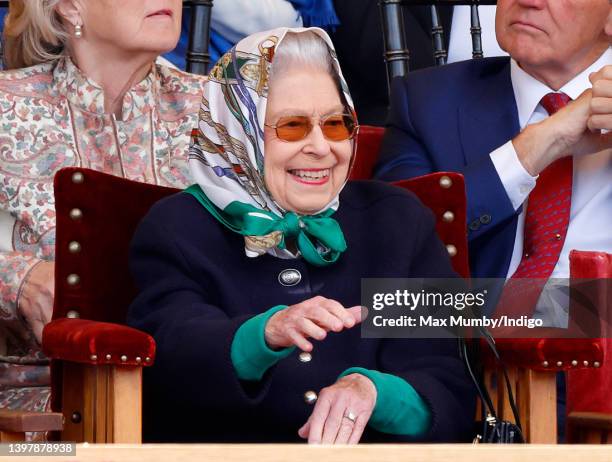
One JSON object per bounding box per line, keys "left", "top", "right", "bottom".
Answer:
{"left": 512, "top": 92, "right": 572, "bottom": 278}
{"left": 493, "top": 93, "right": 572, "bottom": 325}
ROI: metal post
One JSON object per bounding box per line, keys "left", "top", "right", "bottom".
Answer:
{"left": 470, "top": 4, "right": 483, "bottom": 59}
{"left": 186, "top": 0, "right": 213, "bottom": 75}
{"left": 379, "top": 0, "right": 410, "bottom": 97}
{"left": 430, "top": 5, "right": 447, "bottom": 66}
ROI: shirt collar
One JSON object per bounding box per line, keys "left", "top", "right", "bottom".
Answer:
{"left": 52, "top": 56, "right": 159, "bottom": 120}
{"left": 510, "top": 47, "right": 612, "bottom": 128}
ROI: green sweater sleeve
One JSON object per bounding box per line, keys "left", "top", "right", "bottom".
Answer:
{"left": 231, "top": 305, "right": 296, "bottom": 381}
{"left": 339, "top": 367, "right": 431, "bottom": 436}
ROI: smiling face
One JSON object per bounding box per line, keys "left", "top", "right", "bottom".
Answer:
{"left": 496, "top": 0, "right": 612, "bottom": 88}
{"left": 71, "top": 0, "right": 182, "bottom": 56}
{"left": 263, "top": 68, "right": 353, "bottom": 215}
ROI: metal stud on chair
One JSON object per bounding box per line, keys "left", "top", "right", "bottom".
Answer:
{"left": 67, "top": 274, "right": 80, "bottom": 286}
{"left": 439, "top": 175, "right": 452, "bottom": 189}
{"left": 71, "top": 172, "right": 85, "bottom": 184}
{"left": 69, "top": 208, "right": 83, "bottom": 220}
{"left": 68, "top": 241, "right": 81, "bottom": 253}
{"left": 442, "top": 211, "right": 455, "bottom": 222}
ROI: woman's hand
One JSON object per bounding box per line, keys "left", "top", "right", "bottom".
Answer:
{"left": 264, "top": 296, "right": 362, "bottom": 351}
{"left": 19, "top": 261, "right": 55, "bottom": 344}
{"left": 298, "top": 373, "right": 377, "bottom": 444}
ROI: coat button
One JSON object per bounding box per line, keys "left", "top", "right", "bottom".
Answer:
{"left": 469, "top": 220, "right": 480, "bottom": 231}
{"left": 480, "top": 214, "right": 491, "bottom": 224}
{"left": 278, "top": 269, "right": 301, "bottom": 286}
{"left": 299, "top": 352, "right": 312, "bottom": 363}
{"left": 304, "top": 390, "right": 317, "bottom": 404}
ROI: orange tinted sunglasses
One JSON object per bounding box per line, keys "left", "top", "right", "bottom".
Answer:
{"left": 265, "top": 113, "right": 359, "bottom": 142}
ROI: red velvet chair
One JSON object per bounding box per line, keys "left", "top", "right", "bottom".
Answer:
{"left": 1, "top": 127, "right": 606, "bottom": 444}
{"left": 349, "top": 126, "right": 608, "bottom": 444}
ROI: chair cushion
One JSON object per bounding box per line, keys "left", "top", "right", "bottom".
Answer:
{"left": 484, "top": 337, "right": 604, "bottom": 371}
{"left": 43, "top": 318, "right": 155, "bottom": 366}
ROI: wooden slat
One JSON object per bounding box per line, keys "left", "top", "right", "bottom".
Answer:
{"left": 61, "top": 362, "right": 85, "bottom": 442}
{"left": 0, "top": 409, "right": 63, "bottom": 433}
{"left": 519, "top": 369, "right": 557, "bottom": 443}
{"left": 0, "top": 431, "right": 25, "bottom": 442}
{"left": 567, "top": 412, "right": 612, "bottom": 444}
{"left": 109, "top": 367, "right": 142, "bottom": 444}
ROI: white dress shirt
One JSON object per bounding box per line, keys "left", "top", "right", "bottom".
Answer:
{"left": 489, "top": 48, "right": 612, "bottom": 325}
{"left": 447, "top": 6, "right": 506, "bottom": 63}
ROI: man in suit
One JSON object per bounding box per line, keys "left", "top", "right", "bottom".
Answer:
{"left": 375, "top": 0, "right": 612, "bottom": 281}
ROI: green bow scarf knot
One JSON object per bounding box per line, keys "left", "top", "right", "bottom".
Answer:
{"left": 185, "top": 184, "right": 347, "bottom": 267}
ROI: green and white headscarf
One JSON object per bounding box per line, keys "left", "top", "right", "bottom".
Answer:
{"left": 187, "top": 27, "right": 356, "bottom": 267}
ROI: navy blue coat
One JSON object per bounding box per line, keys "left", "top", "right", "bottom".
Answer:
{"left": 374, "top": 57, "right": 521, "bottom": 279}
{"left": 127, "top": 181, "right": 475, "bottom": 443}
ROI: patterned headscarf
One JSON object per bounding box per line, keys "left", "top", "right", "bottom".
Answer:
{"left": 187, "top": 27, "right": 357, "bottom": 267}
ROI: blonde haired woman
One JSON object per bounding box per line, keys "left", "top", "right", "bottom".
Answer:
{"left": 0, "top": 0, "right": 204, "bottom": 414}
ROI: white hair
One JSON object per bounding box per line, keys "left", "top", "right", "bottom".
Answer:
{"left": 269, "top": 31, "right": 342, "bottom": 91}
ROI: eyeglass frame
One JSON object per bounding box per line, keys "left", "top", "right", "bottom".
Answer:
{"left": 264, "top": 112, "right": 360, "bottom": 143}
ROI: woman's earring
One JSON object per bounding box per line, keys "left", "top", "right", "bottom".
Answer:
{"left": 74, "top": 24, "right": 83, "bottom": 38}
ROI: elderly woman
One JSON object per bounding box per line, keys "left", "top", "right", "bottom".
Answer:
{"left": 128, "top": 28, "right": 474, "bottom": 443}
{"left": 0, "top": 0, "right": 204, "bottom": 413}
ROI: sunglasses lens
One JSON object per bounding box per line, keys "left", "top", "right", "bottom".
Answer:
{"left": 322, "top": 114, "right": 356, "bottom": 141}
{"left": 275, "top": 116, "right": 311, "bottom": 141}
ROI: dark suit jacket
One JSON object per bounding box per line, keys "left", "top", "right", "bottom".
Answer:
{"left": 127, "top": 181, "right": 475, "bottom": 443}
{"left": 374, "top": 57, "right": 521, "bottom": 279}
{"left": 331, "top": 1, "right": 452, "bottom": 125}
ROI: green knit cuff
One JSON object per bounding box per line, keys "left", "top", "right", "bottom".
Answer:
{"left": 231, "top": 305, "right": 295, "bottom": 381}
{"left": 339, "top": 367, "right": 431, "bottom": 436}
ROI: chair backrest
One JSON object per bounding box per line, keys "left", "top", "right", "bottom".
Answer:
{"left": 0, "top": 1, "right": 212, "bottom": 73}
{"left": 53, "top": 168, "right": 179, "bottom": 324}
{"left": 379, "top": 0, "right": 496, "bottom": 91}
{"left": 352, "top": 125, "right": 470, "bottom": 278}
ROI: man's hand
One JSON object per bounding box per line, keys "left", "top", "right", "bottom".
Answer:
{"left": 588, "top": 65, "right": 612, "bottom": 132}
{"left": 264, "top": 296, "right": 362, "bottom": 351}
{"left": 298, "top": 373, "right": 377, "bottom": 444}
{"left": 513, "top": 64, "right": 612, "bottom": 176}
{"left": 19, "top": 261, "right": 55, "bottom": 344}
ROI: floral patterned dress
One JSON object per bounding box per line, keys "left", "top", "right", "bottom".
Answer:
{"left": 0, "top": 57, "right": 205, "bottom": 412}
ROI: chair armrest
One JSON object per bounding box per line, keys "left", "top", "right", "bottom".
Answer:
{"left": 42, "top": 318, "right": 155, "bottom": 366}
{"left": 0, "top": 409, "right": 64, "bottom": 433}
{"left": 568, "top": 412, "right": 612, "bottom": 431}
{"left": 482, "top": 337, "right": 604, "bottom": 371}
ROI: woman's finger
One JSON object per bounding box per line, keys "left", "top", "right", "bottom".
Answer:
{"left": 320, "top": 299, "right": 356, "bottom": 329}
{"left": 346, "top": 306, "right": 364, "bottom": 325}
{"left": 334, "top": 412, "right": 355, "bottom": 444}
{"left": 347, "top": 413, "right": 370, "bottom": 445}
{"left": 321, "top": 396, "right": 347, "bottom": 444}
{"left": 298, "top": 317, "right": 327, "bottom": 341}
{"left": 287, "top": 328, "right": 313, "bottom": 352}
{"left": 307, "top": 394, "right": 332, "bottom": 444}
{"left": 298, "top": 417, "right": 311, "bottom": 439}
{"left": 307, "top": 305, "right": 345, "bottom": 332}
